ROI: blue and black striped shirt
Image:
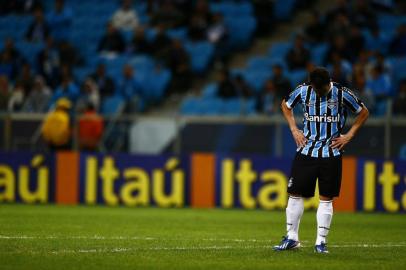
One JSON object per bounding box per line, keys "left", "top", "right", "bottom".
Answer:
{"left": 285, "top": 82, "right": 364, "bottom": 158}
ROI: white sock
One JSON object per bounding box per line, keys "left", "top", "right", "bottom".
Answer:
{"left": 286, "top": 196, "right": 304, "bottom": 241}
{"left": 316, "top": 200, "right": 333, "bottom": 245}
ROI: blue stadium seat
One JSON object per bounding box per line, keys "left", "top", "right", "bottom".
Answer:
{"left": 224, "top": 16, "right": 257, "bottom": 48}
{"left": 287, "top": 69, "right": 307, "bottom": 87}
{"left": 145, "top": 68, "right": 172, "bottom": 101}
{"left": 200, "top": 98, "right": 224, "bottom": 115}
{"left": 274, "top": 0, "right": 297, "bottom": 21}
{"left": 166, "top": 28, "right": 187, "bottom": 42}
{"left": 185, "top": 41, "right": 214, "bottom": 73}
{"left": 180, "top": 97, "right": 202, "bottom": 115}
{"left": 223, "top": 98, "right": 242, "bottom": 115}
{"left": 243, "top": 70, "right": 271, "bottom": 92}
{"left": 311, "top": 43, "right": 328, "bottom": 65}
{"left": 202, "top": 83, "right": 219, "bottom": 98}
{"left": 247, "top": 56, "right": 272, "bottom": 71}
{"left": 101, "top": 96, "right": 125, "bottom": 116}
{"left": 268, "top": 42, "right": 291, "bottom": 60}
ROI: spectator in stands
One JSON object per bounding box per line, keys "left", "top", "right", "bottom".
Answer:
{"left": 253, "top": 0, "right": 274, "bottom": 36}
{"left": 389, "top": 24, "right": 406, "bottom": 56}
{"left": 325, "top": 36, "right": 351, "bottom": 64}
{"left": 217, "top": 69, "right": 236, "bottom": 99}
{"left": 58, "top": 40, "right": 83, "bottom": 67}
{"left": 207, "top": 13, "right": 227, "bottom": 44}
{"left": 393, "top": 80, "right": 406, "bottom": 115}
{"left": 272, "top": 64, "right": 292, "bottom": 102}
{"left": 49, "top": 71, "right": 80, "bottom": 107}
{"left": 98, "top": 22, "right": 126, "bottom": 54}
{"left": 350, "top": 0, "right": 377, "bottom": 30}
{"left": 22, "top": 75, "right": 51, "bottom": 113}
{"left": 111, "top": 0, "right": 139, "bottom": 31}
{"left": 352, "top": 72, "right": 375, "bottom": 112}
{"left": 0, "top": 51, "right": 17, "bottom": 80}
{"left": 327, "top": 13, "right": 351, "bottom": 40}
{"left": 26, "top": 6, "right": 50, "bottom": 42}
{"left": 76, "top": 78, "right": 100, "bottom": 113}
{"left": 151, "top": 24, "right": 172, "bottom": 60}
{"left": 0, "top": 38, "right": 25, "bottom": 78}
{"left": 331, "top": 60, "right": 350, "bottom": 87}
{"left": 188, "top": 14, "right": 209, "bottom": 41}
{"left": 116, "top": 64, "right": 142, "bottom": 99}
{"left": 304, "top": 11, "right": 326, "bottom": 43}
{"left": 347, "top": 25, "right": 365, "bottom": 62}
{"left": 37, "top": 37, "right": 60, "bottom": 88}
{"left": 8, "top": 81, "right": 26, "bottom": 112}
{"left": 165, "top": 39, "right": 191, "bottom": 94}
{"left": 286, "top": 35, "right": 310, "bottom": 70}
{"left": 233, "top": 75, "right": 253, "bottom": 98}
{"left": 90, "top": 63, "right": 115, "bottom": 98}
{"left": 151, "top": 1, "right": 184, "bottom": 29}
{"left": 367, "top": 26, "right": 386, "bottom": 53}
{"left": 259, "top": 79, "right": 278, "bottom": 114}
{"left": 41, "top": 98, "right": 72, "bottom": 151}
{"left": 325, "top": 0, "right": 350, "bottom": 26}
{"left": 17, "top": 63, "right": 35, "bottom": 95}
{"left": 366, "top": 64, "right": 392, "bottom": 99}
{"left": 0, "top": 0, "right": 41, "bottom": 14}
{"left": 46, "top": 0, "right": 73, "bottom": 42}
{"left": 129, "top": 27, "right": 151, "bottom": 55}
{"left": 78, "top": 102, "right": 104, "bottom": 151}
{"left": 0, "top": 75, "right": 11, "bottom": 111}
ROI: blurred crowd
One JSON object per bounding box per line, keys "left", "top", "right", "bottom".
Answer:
{"left": 0, "top": 0, "right": 239, "bottom": 115}
{"left": 208, "top": 0, "right": 406, "bottom": 116}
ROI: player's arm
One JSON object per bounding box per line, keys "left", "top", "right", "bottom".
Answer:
{"left": 331, "top": 93, "right": 369, "bottom": 150}
{"left": 281, "top": 100, "right": 307, "bottom": 148}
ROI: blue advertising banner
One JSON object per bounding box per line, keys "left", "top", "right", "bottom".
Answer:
{"left": 356, "top": 159, "right": 406, "bottom": 212}
{"left": 78, "top": 153, "right": 190, "bottom": 207}
{"left": 0, "top": 152, "right": 55, "bottom": 203}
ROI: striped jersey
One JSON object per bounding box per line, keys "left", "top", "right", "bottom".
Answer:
{"left": 285, "top": 82, "right": 364, "bottom": 158}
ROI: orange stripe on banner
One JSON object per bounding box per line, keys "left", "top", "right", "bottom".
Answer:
{"left": 191, "top": 153, "right": 215, "bottom": 208}
{"left": 334, "top": 157, "right": 357, "bottom": 212}
{"left": 56, "top": 151, "right": 79, "bottom": 205}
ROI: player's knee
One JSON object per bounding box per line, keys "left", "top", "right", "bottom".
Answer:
{"left": 319, "top": 195, "right": 333, "bottom": 201}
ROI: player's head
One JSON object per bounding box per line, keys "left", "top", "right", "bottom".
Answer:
{"left": 309, "top": 67, "right": 331, "bottom": 96}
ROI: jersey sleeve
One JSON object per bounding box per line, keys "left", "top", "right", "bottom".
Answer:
{"left": 284, "top": 86, "right": 303, "bottom": 109}
{"left": 342, "top": 88, "right": 364, "bottom": 114}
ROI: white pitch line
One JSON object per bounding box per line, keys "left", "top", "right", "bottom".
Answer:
{"left": 6, "top": 243, "right": 406, "bottom": 256}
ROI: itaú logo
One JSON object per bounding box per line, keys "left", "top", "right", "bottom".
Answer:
{"left": 304, "top": 113, "right": 340, "bottom": 122}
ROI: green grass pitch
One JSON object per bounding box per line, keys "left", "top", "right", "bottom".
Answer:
{"left": 0, "top": 205, "right": 405, "bottom": 270}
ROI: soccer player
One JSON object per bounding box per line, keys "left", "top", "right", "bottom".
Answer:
{"left": 273, "top": 67, "right": 369, "bottom": 253}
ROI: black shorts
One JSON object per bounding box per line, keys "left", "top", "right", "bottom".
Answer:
{"left": 287, "top": 153, "right": 342, "bottom": 198}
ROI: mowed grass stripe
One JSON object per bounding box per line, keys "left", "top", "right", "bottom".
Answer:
{"left": 0, "top": 205, "right": 405, "bottom": 270}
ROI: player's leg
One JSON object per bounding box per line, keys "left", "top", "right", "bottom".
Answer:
{"left": 315, "top": 155, "right": 342, "bottom": 253}
{"left": 274, "top": 154, "right": 318, "bottom": 251}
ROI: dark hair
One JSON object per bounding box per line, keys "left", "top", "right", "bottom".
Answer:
{"left": 309, "top": 67, "right": 330, "bottom": 90}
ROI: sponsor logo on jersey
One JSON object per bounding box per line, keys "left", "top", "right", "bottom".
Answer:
{"left": 304, "top": 112, "right": 340, "bottom": 123}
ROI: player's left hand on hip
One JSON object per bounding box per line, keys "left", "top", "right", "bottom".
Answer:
{"left": 330, "top": 133, "right": 354, "bottom": 150}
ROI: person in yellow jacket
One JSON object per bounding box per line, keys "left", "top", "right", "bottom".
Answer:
{"left": 41, "top": 98, "right": 72, "bottom": 151}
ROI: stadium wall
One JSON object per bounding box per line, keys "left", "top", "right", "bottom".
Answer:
{"left": 0, "top": 152, "right": 405, "bottom": 212}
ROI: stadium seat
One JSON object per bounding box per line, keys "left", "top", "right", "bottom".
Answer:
{"left": 268, "top": 42, "right": 291, "bottom": 60}
{"left": 202, "top": 83, "right": 219, "bottom": 98}
{"left": 223, "top": 98, "right": 243, "bottom": 115}
{"left": 274, "top": 0, "right": 297, "bottom": 21}
{"left": 185, "top": 41, "right": 214, "bottom": 73}
{"left": 243, "top": 70, "right": 271, "bottom": 92}
{"left": 101, "top": 96, "right": 125, "bottom": 116}
{"left": 311, "top": 43, "right": 328, "bottom": 65}
{"left": 180, "top": 97, "right": 202, "bottom": 115}
{"left": 287, "top": 69, "right": 307, "bottom": 87}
